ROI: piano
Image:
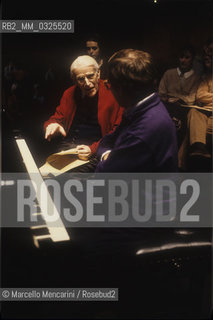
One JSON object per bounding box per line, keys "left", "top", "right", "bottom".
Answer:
{"left": 1, "top": 132, "right": 212, "bottom": 320}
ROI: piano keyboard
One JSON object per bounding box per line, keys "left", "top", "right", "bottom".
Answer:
{"left": 16, "top": 138, "right": 70, "bottom": 247}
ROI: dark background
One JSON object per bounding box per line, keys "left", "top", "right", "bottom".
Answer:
{"left": 1, "top": 0, "right": 212, "bottom": 171}
{"left": 1, "top": 0, "right": 212, "bottom": 89}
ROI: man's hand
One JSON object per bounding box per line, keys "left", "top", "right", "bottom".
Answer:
{"left": 45, "top": 123, "right": 66, "bottom": 141}
{"left": 76, "top": 145, "right": 92, "bottom": 160}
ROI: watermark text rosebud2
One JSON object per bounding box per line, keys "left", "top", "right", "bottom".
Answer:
{"left": 15, "top": 176, "right": 205, "bottom": 227}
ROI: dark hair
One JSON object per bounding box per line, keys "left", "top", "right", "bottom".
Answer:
{"left": 108, "top": 49, "right": 155, "bottom": 94}
{"left": 179, "top": 45, "right": 195, "bottom": 58}
{"left": 85, "top": 33, "right": 101, "bottom": 46}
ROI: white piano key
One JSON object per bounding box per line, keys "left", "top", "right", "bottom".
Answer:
{"left": 16, "top": 139, "right": 70, "bottom": 243}
{"left": 33, "top": 234, "right": 52, "bottom": 248}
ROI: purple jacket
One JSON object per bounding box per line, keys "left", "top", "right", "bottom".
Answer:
{"left": 95, "top": 93, "right": 178, "bottom": 172}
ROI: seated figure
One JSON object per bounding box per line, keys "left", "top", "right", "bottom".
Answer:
{"left": 95, "top": 49, "right": 178, "bottom": 173}
{"left": 158, "top": 46, "right": 201, "bottom": 105}
{"left": 44, "top": 55, "right": 123, "bottom": 170}
{"left": 187, "top": 40, "right": 213, "bottom": 158}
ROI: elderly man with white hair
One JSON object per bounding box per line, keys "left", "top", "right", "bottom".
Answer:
{"left": 44, "top": 55, "right": 122, "bottom": 163}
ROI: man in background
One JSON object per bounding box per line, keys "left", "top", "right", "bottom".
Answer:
{"left": 158, "top": 46, "right": 200, "bottom": 105}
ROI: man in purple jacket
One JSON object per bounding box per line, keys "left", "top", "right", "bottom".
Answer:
{"left": 95, "top": 49, "right": 178, "bottom": 172}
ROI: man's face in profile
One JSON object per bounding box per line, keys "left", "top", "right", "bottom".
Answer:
{"left": 74, "top": 65, "right": 100, "bottom": 97}
{"left": 179, "top": 50, "right": 193, "bottom": 73}
{"left": 86, "top": 41, "right": 100, "bottom": 61}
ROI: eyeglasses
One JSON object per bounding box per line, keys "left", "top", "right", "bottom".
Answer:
{"left": 76, "top": 71, "right": 97, "bottom": 84}
{"left": 104, "top": 80, "right": 111, "bottom": 90}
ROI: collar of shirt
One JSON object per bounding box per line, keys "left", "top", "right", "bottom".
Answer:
{"left": 177, "top": 67, "right": 194, "bottom": 79}
{"left": 135, "top": 93, "right": 155, "bottom": 108}
{"left": 123, "top": 92, "right": 156, "bottom": 120}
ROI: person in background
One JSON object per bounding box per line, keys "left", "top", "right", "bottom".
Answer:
{"left": 187, "top": 40, "right": 213, "bottom": 158}
{"left": 85, "top": 34, "right": 107, "bottom": 79}
{"left": 158, "top": 46, "right": 201, "bottom": 105}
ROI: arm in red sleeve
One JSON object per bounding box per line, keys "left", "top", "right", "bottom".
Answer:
{"left": 43, "top": 87, "right": 76, "bottom": 133}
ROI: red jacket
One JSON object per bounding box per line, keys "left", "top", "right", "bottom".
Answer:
{"left": 44, "top": 80, "right": 123, "bottom": 153}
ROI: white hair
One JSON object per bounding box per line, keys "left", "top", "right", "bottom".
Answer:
{"left": 70, "top": 55, "right": 99, "bottom": 76}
